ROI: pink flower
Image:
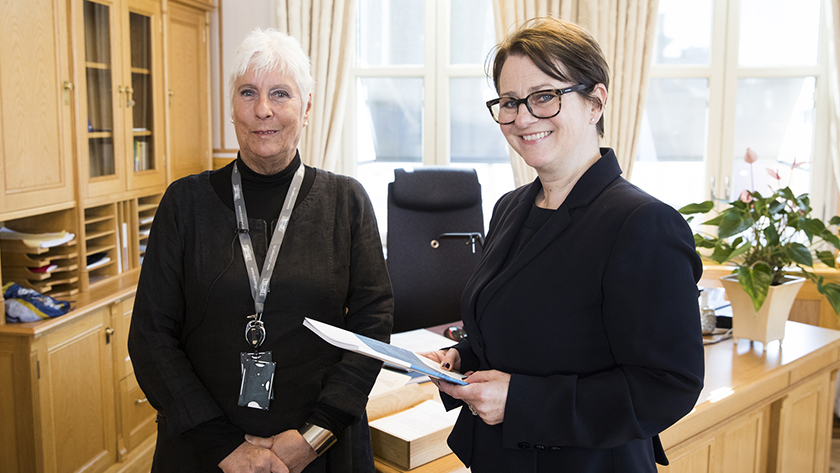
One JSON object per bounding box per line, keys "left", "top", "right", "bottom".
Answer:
{"left": 740, "top": 189, "right": 753, "bottom": 203}
{"left": 745, "top": 148, "right": 758, "bottom": 163}
{"left": 767, "top": 168, "right": 781, "bottom": 181}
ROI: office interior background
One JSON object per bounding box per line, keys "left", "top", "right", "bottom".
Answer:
{"left": 212, "top": 0, "right": 838, "bottom": 238}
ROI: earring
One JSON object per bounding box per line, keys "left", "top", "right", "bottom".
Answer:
{"left": 591, "top": 118, "right": 596, "bottom": 123}
{"left": 230, "top": 118, "right": 234, "bottom": 123}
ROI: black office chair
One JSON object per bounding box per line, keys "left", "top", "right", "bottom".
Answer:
{"left": 387, "top": 167, "right": 484, "bottom": 333}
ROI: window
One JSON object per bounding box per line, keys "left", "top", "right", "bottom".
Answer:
{"left": 346, "top": 0, "right": 514, "bottom": 234}
{"left": 632, "top": 0, "right": 834, "bottom": 218}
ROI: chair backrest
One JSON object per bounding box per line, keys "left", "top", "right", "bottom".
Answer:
{"left": 387, "top": 167, "right": 484, "bottom": 333}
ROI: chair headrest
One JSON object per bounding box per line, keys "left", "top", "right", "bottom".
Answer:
{"left": 391, "top": 168, "right": 481, "bottom": 211}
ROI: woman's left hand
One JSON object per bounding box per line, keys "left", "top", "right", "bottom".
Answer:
{"left": 436, "top": 370, "right": 511, "bottom": 425}
{"left": 245, "top": 430, "right": 317, "bottom": 473}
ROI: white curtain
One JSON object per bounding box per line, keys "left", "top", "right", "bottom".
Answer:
{"left": 492, "top": 0, "right": 659, "bottom": 187}
{"left": 829, "top": 0, "right": 840, "bottom": 198}
{"left": 275, "top": 0, "right": 356, "bottom": 172}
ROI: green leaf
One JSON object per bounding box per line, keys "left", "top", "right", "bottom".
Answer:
{"left": 786, "top": 242, "right": 813, "bottom": 267}
{"left": 702, "top": 214, "right": 723, "bottom": 227}
{"left": 817, "top": 280, "right": 840, "bottom": 315}
{"left": 737, "top": 263, "right": 773, "bottom": 312}
{"left": 718, "top": 211, "right": 753, "bottom": 239}
{"left": 816, "top": 250, "right": 836, "bottom": 268}
{"left": 678, "top": 201, "right": 714, "bottom": 215}
{"left": 802, "top": 218, "right": 825, "bottom": 238}
{"left": 693, "top": 234, "right": 716, "bottom": 249}
{"left": 781, "top": 187, "right": 797, "bottom": 202}
{"left": 710, "top": 245, "right": 734, "bottom": 264}
{"left": 728, "top": 241, "right": 752, "bottom": 261}
{"left": 763, "top": 224, "right": 780, "bottom": 246}
{"left": 829, "top": 216, "right": 840, "bottom": 226}
{"left": 768, "top": 199, "right": 786, "bottom": 215}
{"left": 820, "top": 230, "right": 840, "bottom": 251}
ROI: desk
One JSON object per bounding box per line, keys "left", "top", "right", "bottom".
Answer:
{"left": 374, "top": 322, "right": 840, "bottom": 473}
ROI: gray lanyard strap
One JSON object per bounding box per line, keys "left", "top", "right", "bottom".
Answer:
{"left": 231, "top": 161, "right": 304, "bottom": 320}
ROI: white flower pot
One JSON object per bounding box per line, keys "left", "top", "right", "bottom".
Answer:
{"left": 720, "top": 275, "right": 805, "bottom": 348}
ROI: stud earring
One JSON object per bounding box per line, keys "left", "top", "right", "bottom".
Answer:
{"left": 590, "top": 118, "right": 595, "bottom": 123}
{"left": 230, "top": 118, "right": 234, "bottom": 123}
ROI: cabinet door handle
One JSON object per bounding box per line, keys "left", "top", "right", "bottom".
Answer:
{"left": 63, "top": 81, "right": 73, "bottom": 91}
{"left": 105, "top": 327, "right": 115, "bottom": 344}
{"left": 135, "top": 398, "right": 148, "bottom": 405}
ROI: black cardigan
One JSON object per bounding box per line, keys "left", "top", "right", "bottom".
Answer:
{"left": 128, "top": 158, "right": 393, "bottom": 472}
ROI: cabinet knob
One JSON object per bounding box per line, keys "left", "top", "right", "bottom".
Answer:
{"left": 168, "top": 90, "right": 175, "bottom": 97}
{"left": 63, "top": 81, "right": 73, "bottom": 91}
{"left": 105, "top": 327, "right": 115, "bottom": 344}
{"left": 135, "top": 398, "right": 149, "bottom": 405}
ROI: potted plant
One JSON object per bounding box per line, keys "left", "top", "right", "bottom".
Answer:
{"left": 678, "top": 149, "right": 840, "bottom": 346}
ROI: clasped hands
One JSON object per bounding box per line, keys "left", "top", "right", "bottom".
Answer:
{"left": 420, "top": 348, "right": 511, "bottom": 425}
{"left": 219, "top": 429, "right": 317, "bottom": 473}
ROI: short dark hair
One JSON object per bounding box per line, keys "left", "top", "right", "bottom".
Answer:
{"left": 489, "top": 17, "right": 610, "bottom": 137}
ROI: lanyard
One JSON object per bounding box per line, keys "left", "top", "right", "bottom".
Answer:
{"left": 231, "top": 161, "right": 305, "bottom": 348}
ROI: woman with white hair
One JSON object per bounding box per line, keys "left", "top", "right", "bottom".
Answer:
{"left": 129, "top": 28, "right": 393, "bottom": 473}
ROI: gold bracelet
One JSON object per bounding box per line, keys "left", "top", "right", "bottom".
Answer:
{"left": 298, "top": 422, "right": 337, "bottom": 456}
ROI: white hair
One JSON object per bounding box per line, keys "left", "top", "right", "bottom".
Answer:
{"left": 228, "top": 28, "right": 315, "bottom": 111}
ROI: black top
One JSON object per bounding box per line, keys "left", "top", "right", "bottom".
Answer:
{"left": 128, "top": 155, "right": 393, "bottom": 472}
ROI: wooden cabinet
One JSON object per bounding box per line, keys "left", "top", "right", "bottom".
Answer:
{"left": 0, "top": 306, "right": 116, "bottom": 473}
{"left": 657, "top": 322, "right": 840, "bottom": 473}
{"left": 110, "top": 295, "right": 156, "bottom": 459}
{"left": 0, "top": 286, "right": 155, "bottom": 473}
{"left": 74, "top": 0, "right": 167, "bottom": 204}
{"left": 0, "top": 0, "right": 76, "bottom": 218}
{"left": 165, "top": 1, "right": 212, "bottom": 181}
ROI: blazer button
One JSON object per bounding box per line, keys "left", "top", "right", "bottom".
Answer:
{"left": 518, "top": 442, "right": 530, "bottom": 449}
{"left": 534, "top": 445, "right": 546, "bottom": 450}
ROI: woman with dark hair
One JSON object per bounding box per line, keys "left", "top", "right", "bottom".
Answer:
{"left": 129, "top": 28, "right": 392, "bottom": 473}
{"left": 423, "top": 18, "right": 704, "bottom": 472}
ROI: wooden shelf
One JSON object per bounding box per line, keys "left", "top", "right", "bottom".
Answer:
{"left": 85, "top": 61, "right": 110, "bottom": 70}
{"left": 130, "top": 67, "right": 150, "bottom": 75}
{"left": 85, "top": 229, "right": 115, "bottom": 240}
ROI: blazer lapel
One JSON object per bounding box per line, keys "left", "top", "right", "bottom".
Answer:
{"left": 474, "top": 149, "right": 623, "bottom": 321}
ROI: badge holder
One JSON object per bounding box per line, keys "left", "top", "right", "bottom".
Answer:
{"left": 239, "top": 314, "right": 276, "bottom": 410}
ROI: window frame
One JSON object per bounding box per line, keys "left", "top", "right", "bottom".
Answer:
{"left": 342, "top": 0, "right": 495, "bottom": 172}
{"left": 640, "top": 0, "right": 836, "bottom": 218}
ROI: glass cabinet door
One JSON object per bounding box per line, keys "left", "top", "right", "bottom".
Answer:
{"left": 127, "top": 10, "right": 154, "bottom": 173}
{"left": 83, "top": 0, "right": 119, "bottom": 179}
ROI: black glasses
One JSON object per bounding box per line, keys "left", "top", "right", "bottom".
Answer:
{"left": 486, "top": 84, "right": 589, "bottom": 125}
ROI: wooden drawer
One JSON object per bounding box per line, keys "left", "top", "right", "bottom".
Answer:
{"left": 118, "top": 373, "right": 156, "bottom": 457}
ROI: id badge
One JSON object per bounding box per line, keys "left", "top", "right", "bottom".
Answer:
{"left": 238, "top": 351, "right": 275, "bottom": 410}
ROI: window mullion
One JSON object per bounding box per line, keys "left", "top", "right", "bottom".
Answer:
{"left": 714, "top": 0, "right": 741, "bottom": 205}
{"left": 422, "top": 0, "right": 438, "bottom": 166}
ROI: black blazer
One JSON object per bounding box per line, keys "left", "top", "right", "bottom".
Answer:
{"left": 444, "top": 149, "right": 704, "bottom": 473}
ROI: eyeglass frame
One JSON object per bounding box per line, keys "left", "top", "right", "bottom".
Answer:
{"left": 485, "top": 84, "right": 590, "bottom": 125}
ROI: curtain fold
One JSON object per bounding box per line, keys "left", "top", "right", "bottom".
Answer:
{"left": 829, "top": 0, "right": 840, "bottom": 198}
{"left": 276, "top": 0, "right": 356, "bottom": 172}
{"left": 492, "top": 0, "right": 658, "bottom": 186}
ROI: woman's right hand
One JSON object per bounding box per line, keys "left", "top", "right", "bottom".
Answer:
{"left": 219, "top": 441, "right": 289, "bottom": 473}
{"left": 420, "top": 348, "right": 461, "bottom": 373}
